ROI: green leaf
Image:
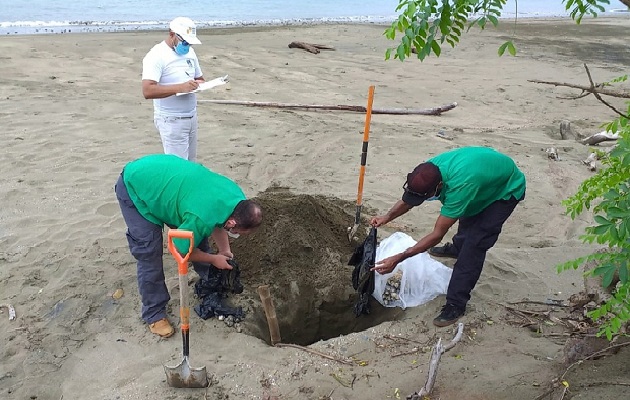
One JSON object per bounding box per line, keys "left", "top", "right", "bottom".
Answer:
{"left": 603, "top": 267, "right": 616, "bottom": 288}
{"left": 594, "top": 215, "right": 611, "bottom": 225}
{"left": 591, "top": 225, "right": 610, "bottom": 235}
{"left": 498, "top": 42, "right": 508, "bottom": 56}
{"left": 396, "top": 44, "right": 406, "bottom": 61}
{"left": 431, "top": 40, "right": 441, "bottom": 57}
{"left": 619, "top": 262, "right": 629, "bottom": 284}
{"left": 507, "top": 41, "right": 516, "bottom": 56}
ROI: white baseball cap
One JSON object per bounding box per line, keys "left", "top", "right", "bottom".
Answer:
{"left": 169, "top": 17, "right": 201, "bottom": 45}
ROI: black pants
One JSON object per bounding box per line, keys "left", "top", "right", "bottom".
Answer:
{"left": 446, "top": 195, "right": 522, "bottom": 309}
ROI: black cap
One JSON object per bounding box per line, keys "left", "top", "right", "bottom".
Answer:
{"left": 401, "top": 162, "right": 442, "bottom": 206}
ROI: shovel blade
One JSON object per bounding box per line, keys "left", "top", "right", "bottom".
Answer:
{"left": 348, "top": 223, "right": 359, "bottom": 242}
{"left": 164, "top": 357, "right": 208, "bottom": 388}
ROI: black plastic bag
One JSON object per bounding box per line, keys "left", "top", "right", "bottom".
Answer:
{"left": 348, "top": 227, "right": 377, "bottom": 317}
{"left": 193, "top": 258, "right": 245, "bottom": 320}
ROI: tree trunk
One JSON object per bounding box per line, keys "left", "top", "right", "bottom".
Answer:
{"left": 620, "top": 0, "right": 630, "bottom": 9}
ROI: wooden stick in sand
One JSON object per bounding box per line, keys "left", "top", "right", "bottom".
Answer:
{"left": 257, "top": 285, "right": 281, "bottom": 346}
{"left": 198, "top": 99, "right": 458, "bottom": 116}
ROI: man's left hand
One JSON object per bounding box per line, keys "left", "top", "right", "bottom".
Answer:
{"left": 219, "top": 250, "right": 234, "bottom": 259}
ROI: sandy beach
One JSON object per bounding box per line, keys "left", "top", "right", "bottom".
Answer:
{"left": 1, "top": 16, "right": 630, "bottom": 400}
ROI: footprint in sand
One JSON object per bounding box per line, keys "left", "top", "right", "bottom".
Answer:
{"left": 96, "top": 202, "right": 118, "bottom": 217}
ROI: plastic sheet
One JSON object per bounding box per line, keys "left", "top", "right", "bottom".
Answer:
{"left": 373, "top": 232, "right": 452, "bottom": 309}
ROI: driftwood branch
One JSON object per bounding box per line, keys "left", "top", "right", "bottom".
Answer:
{"left": 528, "top": 79, "right": 630, "bottom": 99}
{"left": 580, "top": 130, "right": 620, "bottom": 146}
{"left": 288, "top": 41, "right": 335, "bottom": 54}
{"left": 583, "top": 64, "right": 628, "bottom": 118}
{"left": 407, "top": 323, "right": 465, "bottom": 400}
{"left": 530, "top": 64, "right": 630, "bottom": 119}
{"left": 274, "top": 343, "right": 354, "bottom": 365}
{"left": 199, "top": 99, "right": 458, "bottom": 116}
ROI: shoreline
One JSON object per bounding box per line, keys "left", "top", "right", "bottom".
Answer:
{"left": 2, "top": 12, "right": 629, "bottom": 36}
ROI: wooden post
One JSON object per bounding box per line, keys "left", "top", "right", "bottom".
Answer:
{"left": 257, "top": 285, "right": 281, "bottom": 346}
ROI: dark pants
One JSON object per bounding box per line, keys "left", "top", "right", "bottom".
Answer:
{"left": 446, "top": 195, "right": 522, "bottom": 309}
{"left": 115, "top": 174, "right": 212, "bottom": 324}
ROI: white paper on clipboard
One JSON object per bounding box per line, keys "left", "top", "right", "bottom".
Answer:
{"left": 176, "top": 75, "right": 229, "bottom": 96}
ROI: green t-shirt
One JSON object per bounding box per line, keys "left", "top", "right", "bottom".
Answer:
{"left": 429, "top": 147, "right": 526, "bottom": 218}
{"left": 122, "top": 154, "right": 246, "bottom": 255}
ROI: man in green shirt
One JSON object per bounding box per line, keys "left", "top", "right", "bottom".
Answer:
{"left": 370, "top": 147, "right": 525, "bottom": 327}
{"left": 115, "top": 154, "right": 263, "bottom": 338}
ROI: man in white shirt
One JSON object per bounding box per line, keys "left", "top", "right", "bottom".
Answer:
{"left": 142, "top": 17, "right": 205, "bottom": 161}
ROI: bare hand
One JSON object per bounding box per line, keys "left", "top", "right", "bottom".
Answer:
{"left": 211, "top": 254, "right": 233, "bottom": 270}
{"left": 218, "top": 250, "right": 234, "bottom": 259}
{"left": 371, "top": 254, "right": 401, "bottom": 275}
{"left": 180, "top": 79, "right": 200, "bottom": 93}
{"left": 370, "top": 215, "right": 388, "bottom": 227}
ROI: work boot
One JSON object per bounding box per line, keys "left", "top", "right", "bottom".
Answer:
{"left": 433, "top": 304, "right": 465, "bottom": 327}
{"left": 149, "top": 318, "right": 175, "bottom": 338}
{"left": 428, "top": 242, "right": 459, "bottom": 259}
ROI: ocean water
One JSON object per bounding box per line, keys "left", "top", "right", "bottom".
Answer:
{"left": 1, "top": 0, "right": 627, "bottom": 35}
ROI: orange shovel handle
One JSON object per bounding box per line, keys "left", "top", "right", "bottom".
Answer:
{"left": 356, "top": 85, "right": 375, "bottom": 207}
{"left": 167, "top": 230, "right": 194, "bottom": 275}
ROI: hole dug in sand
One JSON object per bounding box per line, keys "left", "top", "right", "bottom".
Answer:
{"left": 230, "top": 187, "right": 401, "bottom": 346}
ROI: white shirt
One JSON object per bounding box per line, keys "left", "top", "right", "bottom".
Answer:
{"left": 142, "top": 41, "right": 203, "bottom": 117}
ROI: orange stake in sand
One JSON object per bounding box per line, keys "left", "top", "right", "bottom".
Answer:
{"left": 348, "top": 85, "right": 375, "bottom": 242}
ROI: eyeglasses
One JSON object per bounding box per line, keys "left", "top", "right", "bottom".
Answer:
{"left": 402, "top": 181, "right": 430, "bottom": 198}
{"left": 176, "top": 34, "right": 190, "bottom": 46}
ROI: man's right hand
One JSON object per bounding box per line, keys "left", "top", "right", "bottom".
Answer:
{"left": 370, "top": 215, "right": 389, "bottom": 227}
{"left": 210, "top": 254, "right": 233, "bottom": 270}
{"left": 180, "top": 79, "right": 200, "bottom": 93}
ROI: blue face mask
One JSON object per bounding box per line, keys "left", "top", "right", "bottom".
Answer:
{"left": 425, "top": 195, "right": 439, "bottom": 202}
{"left": 174, "top": 42, "right": 190, "bottom": 55}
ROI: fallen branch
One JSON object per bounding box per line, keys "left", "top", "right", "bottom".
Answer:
{"left": 288, "top": 41, "right": 335, "bottom": 54}
{"left": 199, "top": 99, "right": 458, "bottom": 115}
{"left": 274, "top": 343, "right": 354, "bottom": 365}
{"left": 580, "top": 130, "right": 620, "bottom": 146}
{"left": 528, "top": 79, "right": 630, "bottom": 99}
{"left": 507, "top": 300, "right": 569, "bottom": 308}
{"left": 0, "top": 303, "right": 16, "bottom": 321}
{"left": 530, "top": 64, "right": 630, "bottom": 119}
{"left": 407, "top": 323, "right": 464, "bottom": 399}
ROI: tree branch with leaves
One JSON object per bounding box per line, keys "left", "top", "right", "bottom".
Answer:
{"left": 385, "top": 0, "right": 612, "bottom": 61}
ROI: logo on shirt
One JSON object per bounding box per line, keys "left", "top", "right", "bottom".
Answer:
{"left": 187, "top": 60, "right": 193, "bottom": 68}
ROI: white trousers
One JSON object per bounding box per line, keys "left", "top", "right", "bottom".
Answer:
{"left": 154, "top": 114, "right": 198, "bottom": 161}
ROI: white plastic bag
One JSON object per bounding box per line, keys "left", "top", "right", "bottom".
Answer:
{"left": 373, "top": 232, "right": 453, "bottom": 309}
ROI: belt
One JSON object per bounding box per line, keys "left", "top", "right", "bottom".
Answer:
{"left": 172, "top": 115, "right": 194, "bottom": 119}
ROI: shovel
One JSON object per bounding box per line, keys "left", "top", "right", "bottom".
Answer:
{"left": 348, "top": 85, "right": 375, "bottom": 242}
{"left": 164, "top": 229, "right": 209, "bottom": 388}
